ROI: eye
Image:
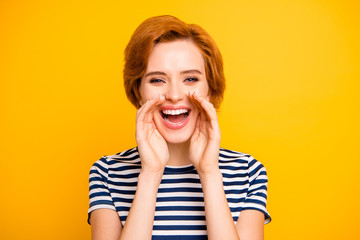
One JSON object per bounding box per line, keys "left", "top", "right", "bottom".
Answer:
{"left": 184, "top": 77, "right": 199, "bottom": 82}
{"left": 149, "top": 78, "right": 165, "bottom": 84}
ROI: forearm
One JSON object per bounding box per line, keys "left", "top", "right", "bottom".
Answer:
{"left": 119, "top": 170, "right": 162, "bottom": 240}
{"left": 199, "top": 170, "right": 240, "bottom": 240}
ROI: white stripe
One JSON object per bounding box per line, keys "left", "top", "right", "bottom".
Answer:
{"left": 107, "top": 185, "right": 137, "bottom": 191}
{"left": 156, "top": 192, "right": 204, "bottom": 198}
{"left": 162, "top": 173, "right": 199, "bottom": 179}
{"left": 108, "top": 177, "right": 139, "bottom": 183}
{"left": 114, "top": 202, "right": 132, "bottom": 207}
{"left": 89, "top": 188, "right": 110, "bottom": 196}
{"left": 109, "top": 168, "right": 141, "bottom": 175}
{"left": 89, "top": 196, "right": 113, "bottom": 202}
{"left": 158, "top": 182, "right": 201, "bottom": 188}
{"left": 88, "top": 204, "right": 115, "bottom": 213}
{"left": 156, "top": 201, "right": 204, "bottom": 207}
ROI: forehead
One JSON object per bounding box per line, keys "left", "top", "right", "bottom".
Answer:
{"left": 146, "top": 39, "right": 205, "bottom": 73}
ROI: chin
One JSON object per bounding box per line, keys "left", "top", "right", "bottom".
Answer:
{"left": 161, "top": 130, "right": 193, "bottom": 144}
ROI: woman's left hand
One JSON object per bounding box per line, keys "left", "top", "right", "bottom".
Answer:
{"left": 188, "top": 91, "right": 221, "bottom": 175}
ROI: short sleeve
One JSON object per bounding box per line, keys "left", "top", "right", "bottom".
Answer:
{"left": 87, "top": 157, "right": 116, "bottom": 224}
{"left": 242, "top": 159, "right": 271, "bottom": 224}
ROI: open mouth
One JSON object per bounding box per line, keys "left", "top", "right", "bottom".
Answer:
{"left": 160, "top": 109, "right": 190, "bottom": 124}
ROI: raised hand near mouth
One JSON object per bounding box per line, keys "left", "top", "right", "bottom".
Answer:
{"left": 188, "top": 91, "right": 221, "bottom": 175}
{"left": 136, "top": 94, "right": 168, "bottom": 174}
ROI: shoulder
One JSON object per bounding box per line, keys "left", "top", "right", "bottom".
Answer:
{"left": 219, "top": 148, "right": 267, "bottom": 176}
{"left": 90, "top": 147, "right": 141, "bottom": 173}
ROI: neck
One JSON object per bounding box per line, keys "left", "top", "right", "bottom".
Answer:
{"left": 166, "top": 140, "right": 192, "bottom": 166}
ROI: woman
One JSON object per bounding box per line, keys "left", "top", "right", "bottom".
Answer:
{"left": 88, "top": 15, "right": 271, "bottom": 240}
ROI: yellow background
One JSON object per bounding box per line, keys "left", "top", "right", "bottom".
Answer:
{"left": 1, "top": 0, "right": 359, "bottom": 239}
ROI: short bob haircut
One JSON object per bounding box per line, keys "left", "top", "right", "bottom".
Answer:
{"left": 124, "top": 15, "right": 225, "bottom": 109}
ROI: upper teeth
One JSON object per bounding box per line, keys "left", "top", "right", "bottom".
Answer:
{"left": 162, "top": 109, "right": 188, "bottom": 115}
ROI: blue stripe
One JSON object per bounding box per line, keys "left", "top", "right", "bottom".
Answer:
{"left": 223, "top": 180, "right": 248, "bottom": 186}
{"left": 108, "top": 173, "right": 140, "bottom": 179}
{"left": 107, "top": 180, "right": 137, "bottom": 186}
{"left": 224, "top": 189, "right": 247, "bottom": 195}
{"left": 219, "top": 158, "right": 247, "bottom": 163}
{"left": 115, "top": 206, "right": 130, "bottom": 212}
{"left": 89, "top": 192, "right": 111, "bottom": 198}
{"left": 89, "top": 200, "right": 114, "bottom": 208}
{"left": 222, "top": 172, "right": 248, "bottom": 178}
{"left": 155, "top": 206, "right": 205, "bottom": 211}
{"left": 112, "top": 155, "right": 141, "bottom": 161}
{"left": 157, "top": 197, "right": 204, "bottom": 202}
{"left": 158, "top": 187, "right": 203, "bottom": 193}
{"left": 119, "top": 147, "right": 138, "bottom": 156}
{"left": 227, "top": 198, "right": 246, "bottom": 203}
{"left": 164, "top": 166, "right": 196, "bottom": 174}
{"left": 89, "top": 176, "right": 104, "bottom": 182}
{"left": 153, "top": 225, "right": 207, "bottom": 230}
{"left": 110, "top": 165, "right": 141, "bottom": 171}
{"left": 89, "top": 184, "right": 108, "bottom": 191}
{"left": 153, "top": 235, "right": 207, "bottom": 240}
{"left": 161, "top": 178, "right": 201, "bottom": 184}
{"left": 154, "top": 215, "right": 206, "bottom": 221}
{"left": 110, "top": 189, "right": 136, "bottom": 195}
{"left": 113, "top": 197, "right": 134, "bottom": 203}
{"left": 219, "top": 165, "right": 248, "bottom": 171}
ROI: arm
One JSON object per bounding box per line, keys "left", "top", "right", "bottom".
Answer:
{"left": 188, "top": 92, "right": 240, "bottom": 240}
{"left": 189, "top": 92, "right": 266, "bottom": 240}
{"left": 199, "top": 170, "right": 240, "bottom": 240}
{"left": 90, "top": 95, "right": 168, "bottom": 240}
{"left": 200, "top": 172, "right": 265, "bottom": 240}
{"left": 90, "top": 171, "right": 163, "bottom": 240}
{"left": 90, "top": 209, "right": 122, "bottom": 240}
{"left": 236, "top": 210, "right": 264, "bottom": 240}
{"left": 119, "top": 171, "right": 163, "bottom": 240}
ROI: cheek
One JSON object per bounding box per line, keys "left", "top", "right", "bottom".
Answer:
{"left": 139, "top": 86, "right": 161, "bottom": 105}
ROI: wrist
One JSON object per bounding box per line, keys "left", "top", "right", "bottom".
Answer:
{"left": 197, "top": 167, "right": 222, "bottom": 181}
{"left": 139, "top": 168, "right": 164, "bottom": 183}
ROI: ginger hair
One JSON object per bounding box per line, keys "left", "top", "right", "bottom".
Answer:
{"left": 124, "top": 15, "right": 225, "bottom": 109}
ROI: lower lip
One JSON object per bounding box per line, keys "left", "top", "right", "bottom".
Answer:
{"left": 160, "top": 112, "right": 191, "bottom": 130}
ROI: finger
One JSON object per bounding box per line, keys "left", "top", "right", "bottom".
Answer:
{"left": 200, "top": 99, "right": 218, "bottom": 122}
{"left": 187, "top": 91, "right": 205, "bottom": 113}
{"left": 191, "top": 92, "right": 217, "bottom": 122}
{"left": 137, "top": 95, "right": 165, "bottom": 123}
{"left": 191, "top": 114, "right": 201, "bottom": 140}
{"left": 199, "top": 110, "right": 208, "bottom": 133}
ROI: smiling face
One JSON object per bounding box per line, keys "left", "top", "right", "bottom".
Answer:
{"left": 139, "top": 39, "right": 210, "bottom": 144}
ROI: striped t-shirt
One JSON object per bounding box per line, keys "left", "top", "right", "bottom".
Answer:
{"left": 88, "top": 147, "right": 271, "bottom": 239}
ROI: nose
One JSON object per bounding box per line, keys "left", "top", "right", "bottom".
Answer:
{"left": 164, "top": 82, "right": 185, "bottom": 102}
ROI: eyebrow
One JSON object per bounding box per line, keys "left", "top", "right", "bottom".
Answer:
{"left": 144, "top": 69, "right": 202, "bottom": 78}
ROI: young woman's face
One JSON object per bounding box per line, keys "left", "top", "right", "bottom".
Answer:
{"left": 139, "top": 39, "right": 210, "bottom": 144}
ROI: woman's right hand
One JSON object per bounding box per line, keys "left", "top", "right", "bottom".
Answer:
{"left": 135, "top": 94, "right": 168, "bottom": 174}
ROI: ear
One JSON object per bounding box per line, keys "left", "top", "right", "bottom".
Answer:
{"left": 138, "top": 96, "right": 144, "bottom": 107}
